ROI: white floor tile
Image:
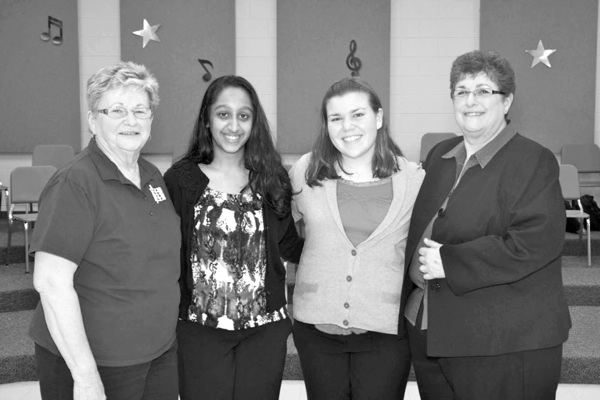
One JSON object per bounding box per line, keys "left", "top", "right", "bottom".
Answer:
{"left": 0, "top": 381, "right": 41, "bottom": 400}
{"left": 557, "top": 383, "right": 600, "bottom": 400}
{"left": 278, "top": 381, "right": 422, "bottom": 400}
{"left": 1, "top": 380, "right": 599, "bottom": 400}
{"left": 280, "top": 380, "right": 305, "bottom": 399}
{"left": 403, "top": 382, "right": 421, "bottom": 400}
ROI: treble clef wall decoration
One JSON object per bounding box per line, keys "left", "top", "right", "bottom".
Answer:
{"left": 346, "top": 40, "right": 362, "bottom": 77}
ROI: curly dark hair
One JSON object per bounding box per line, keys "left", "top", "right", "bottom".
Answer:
{"left": 450, "top": 50, "right": 516, "bottom": 98}
{"left": 183, "top": 75, "right": 292, "bottom": 217}
{"left": 305, "top": 77, "right": 402, "bottom": 187}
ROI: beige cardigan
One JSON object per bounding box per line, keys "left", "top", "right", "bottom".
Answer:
{"left": 289, "top": 153, "right": 424, "bottom": 334}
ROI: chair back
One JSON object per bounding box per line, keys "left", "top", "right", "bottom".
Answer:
{"left": 420, "top": 132, "right": 457, "bottom": 163}
{"left": 9, "top": 166, "right": 57, "bottom": 205}
{"left": 561, "top": 144, "right": 600, "bottom": 173}
{"left": 172, "top": 143, "right": 188, "bottom": 163}
{"left": 559, "top": 164, "right": 582, "bottom": 201}
{"left": 33, "top": 144, "right": 75, "bottom": 169}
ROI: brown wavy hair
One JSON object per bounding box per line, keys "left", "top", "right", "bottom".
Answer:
{"left": 305, "top": 77, "right": 402, "bottom": 187}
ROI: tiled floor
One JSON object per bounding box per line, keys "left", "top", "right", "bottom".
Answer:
{"left": 278, "top": 380, "right": 423, "bottom": 399}
{"left": 1, "top": 381, "right": 600, "bottom": 400}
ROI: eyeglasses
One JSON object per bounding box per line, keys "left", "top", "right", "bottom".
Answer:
{"left": 97, "top": 105, "right": 153, "bottom": 120}
{"left": 452, "top": 88, "right": 506, "bottom": 99}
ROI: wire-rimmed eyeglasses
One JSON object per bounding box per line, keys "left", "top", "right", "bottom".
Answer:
{"left": 97, "top": 105, "right": 153, "bottom": 119}
{"left": 452, "top": 88, "right": 506, "bottom": 100}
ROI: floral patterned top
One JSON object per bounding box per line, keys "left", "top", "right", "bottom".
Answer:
{"left": 188, "top": 187, "right": 287, "bottom": 330}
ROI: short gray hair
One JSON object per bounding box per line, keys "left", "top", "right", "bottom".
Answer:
{"left": 86, "top": 61, "right": 159, "bottom": 113}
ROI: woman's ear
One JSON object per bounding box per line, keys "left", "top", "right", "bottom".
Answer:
{"left": 376, "top": 108, "right": 383, "bottom": 129}
{"left": 503, "top": 93, "right": 514, "bottom": 115}
{"left": 87, "top": 111, "right": 97, "bottom": 135}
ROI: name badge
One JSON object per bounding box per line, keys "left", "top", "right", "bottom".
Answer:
{"left": 149, "top": 184, "right": 166, "bottom": 204}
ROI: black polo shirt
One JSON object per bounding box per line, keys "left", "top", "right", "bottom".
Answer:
{"left": 29, "top": 139, "right": 180, "bottom": 366}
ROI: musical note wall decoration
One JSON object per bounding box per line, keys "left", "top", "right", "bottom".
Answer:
{"left": 197, "top": 59, "right": 214, "bottom": 82}
{"left": 346, "top": 40, "right": 362, "bottom": 77}
{"left": 40, "top": 16, "right": 63, "bottom": 45}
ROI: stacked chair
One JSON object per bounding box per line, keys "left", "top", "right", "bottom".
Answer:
{"left": 419, "top": 132, "right": 457, "bottom": 163}
{"left": 4, "top": 144, "right": 75, "bottom": 273}
{"left": 5, "top": 166, "right": 57, "bottom": 273}
{"left": 32, "top": 144, "right": 75, "bottom": 169}
{"left": 172, "top": 143, "right": 188, "bottom": 164}
{"left": 559, "top": 164, "right": 592, "bottom": 267}
{"left": 561, "top": 144, "right": 600, "bottom": 189}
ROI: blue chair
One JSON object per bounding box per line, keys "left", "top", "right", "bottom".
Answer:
{"left": 6, "top": 166, "right": 57, "bottom": 273}
{"left": 560, "top": 164, "right": 591, "bottom": 267}
{"left": 561, "top": 144, "right": 600, "bottom": 188}
{"left": 33, "top": 144, "right": 75, "bottom": 169}
{"left": 420, "top": 132, "right": 457, "bottom": 163}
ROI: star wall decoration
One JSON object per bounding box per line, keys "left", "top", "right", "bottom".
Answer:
{"left": 133, "top": 19, "right": 161, "bottom": 48}
{"left": 525, "top": 40, "right": 556, "bottom": 68}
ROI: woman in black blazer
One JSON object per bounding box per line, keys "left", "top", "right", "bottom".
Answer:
{"left": 402, "top": 50, "right": 571, "bottom": 400}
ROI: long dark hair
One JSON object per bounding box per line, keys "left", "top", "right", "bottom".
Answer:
{"left": 183, "top": 75, "right": 292, "bottom": 217}
{"left": 305, "top": 77, "right": 402, "bottom": 187}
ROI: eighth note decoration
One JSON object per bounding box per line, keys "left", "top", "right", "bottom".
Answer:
{"left": 346, "top": 40, "right": 362, "bottom": 77}
{"left": 41, "top": 16, "right": 63, "bottom": 45}
{"left": 197, "top": 59, "right": 213, "bottom": 82}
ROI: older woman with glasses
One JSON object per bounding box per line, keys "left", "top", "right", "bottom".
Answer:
{"left": 29, "top": 61, "right": 180, "bottom": 400}
{"left": 403, "top": 50, "right": 571, "bottom": 400}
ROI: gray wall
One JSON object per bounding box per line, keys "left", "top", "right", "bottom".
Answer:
{"left": 277, "top": 0, "right": 391, "bottom": 154}
{"left": 481, "top": 0, "right": 598, "bottom": 152}
{"left": 0, "top": 0, "right": 80, "bottom": 152}
{"left": 121, "top": 0, "right": 236, "bottom": 154}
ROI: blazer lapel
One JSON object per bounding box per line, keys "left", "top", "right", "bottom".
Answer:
{"left": 405, "top": 157, "right": 456, "bottom": 267}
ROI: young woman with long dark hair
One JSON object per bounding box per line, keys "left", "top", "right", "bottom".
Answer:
{"left": 164, "top": 75, "right": 303, "bottom": 400}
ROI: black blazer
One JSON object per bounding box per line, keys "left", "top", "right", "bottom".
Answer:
{"left": 400, "top": 132, "right": 571, "bottom": 357}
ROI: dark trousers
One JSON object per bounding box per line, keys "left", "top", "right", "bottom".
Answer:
{"left": 406, "top": 311, "right": 563, "bottom": 400}
{"left": 35, "top": 340, "right": 178, "bottom": 400}
{"left": 292, "top": 319, "right": 411, "bottom": 400}
{"left": 177, "top": 317, "right": 292, "bottom": 400}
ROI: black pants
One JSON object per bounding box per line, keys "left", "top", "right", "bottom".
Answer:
{"left": 36, "top": 340, "right": 178, "bottom": 400}
{"left": 406, "top": 311, "right": 563, "bottom": 400}
{"left": 177, "top": 317, "right": 292, "bottom": 400}
{"left": 293, "top": 319, "right": 411, "bottom": 400}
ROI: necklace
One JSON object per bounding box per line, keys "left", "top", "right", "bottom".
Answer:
{"left": 338, "top": 169, "right": 381, "bottom": 183}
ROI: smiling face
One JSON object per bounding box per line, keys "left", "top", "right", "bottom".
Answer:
{"left": 208, "top": 86, "right": 254, "bottom": 159}
{"left": 453, "top": 72, "right": 513, "bottom": 145}
{"left": 88, "top": 87, "right": 152, "bottom": 159}
{"left": 326, "top": 91, "right": 383, "bottom": 164}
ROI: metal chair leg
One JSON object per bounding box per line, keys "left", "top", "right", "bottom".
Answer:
{"left": 586, "top": 218, "right": 592, "bottom": 267}
{"left": 6, "top": 219, "right": 12, "bottom": 265}
{"left": 23, "top": 221, "right": 30, "bottom": 274}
